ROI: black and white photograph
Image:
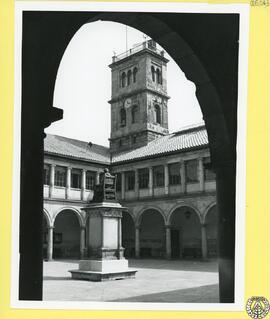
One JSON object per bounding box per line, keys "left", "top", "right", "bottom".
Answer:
{"left": 12, "top": 1, "right": 249, "bottom": 310}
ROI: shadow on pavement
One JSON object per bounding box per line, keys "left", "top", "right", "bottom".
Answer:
{"left": 128, "top": 259, "right": 218, "bottom": 273}
{"left": 111, "top": 284, "right": 219, "bottom": 303}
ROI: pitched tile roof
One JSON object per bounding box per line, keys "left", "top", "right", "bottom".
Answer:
{"left": 44, "top": 134, "right": 111, "bottom": 164}
{"left": 112, "top": 124, "right": 208, "bottom": 163}
{"left": 44, "top": 124, "right": 208, "bottom": 165}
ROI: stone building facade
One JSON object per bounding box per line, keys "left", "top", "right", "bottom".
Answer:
{"left": 43, "top": 40, "right": 217, "bottom": 262}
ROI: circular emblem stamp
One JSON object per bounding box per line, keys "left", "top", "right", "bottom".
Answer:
{"left": 246, "top": 296, "right": 270, "bottom": 319}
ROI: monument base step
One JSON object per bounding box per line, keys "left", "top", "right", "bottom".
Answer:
{"left": 69, "top": 269, "right": 137, "bottom": 282}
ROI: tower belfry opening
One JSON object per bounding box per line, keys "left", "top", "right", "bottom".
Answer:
{"left": 109, "top": 39, "right": 170, "bottom": 153}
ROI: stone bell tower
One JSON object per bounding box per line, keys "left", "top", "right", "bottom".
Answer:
{"left": 108, "top": 39, "right": 170, "bottom": 153}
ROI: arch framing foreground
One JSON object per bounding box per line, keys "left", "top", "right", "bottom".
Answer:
{"left": 20, "top": 11, "right": 238, "bottom": 302}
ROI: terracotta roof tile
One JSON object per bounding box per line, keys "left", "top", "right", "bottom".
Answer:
{"left": 112, "top": 124, "right": 208, "bottom": 163}
{"left": 44, "top": 134, "right": 111, "bottom": 164}
{"left": 44, "top": 124, "right": 208, "bottom": 165}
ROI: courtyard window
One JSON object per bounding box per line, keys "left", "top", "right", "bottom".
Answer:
{"left": 127, "top": 70, "right": 132, "bottom": 85}
{"left": 71, "top": 169, "right": 81, "bottom": 189}
{"left": 43, "top": 164, "right": 50, "bottom": 185}
{"left": 131, "top": 105, "right": 139, "bottom": 123}
{"left": 115, "top": 173, "right": 122, "bottom": 192}
{"left": 54, "top": 166, "right": 66, "bottom": 187}
{"left": 125, "top": 171, "right": 135, "bottom": 191}
{"left": 157, "top": 68, "right": 162, "bottom": 84}
{"left": 133, "top": 67, "right": 138, "bottom": 83}
{"left": 153, "top": 165, "right": 164, "bottom": 187}
{"left": 138, "top": 168, "right": 149, "bottom": 189}
{"left": 151, "top": 66, "right": 155, "bottom": 82}
{"left": 121, "top": 72, "right": 126, "bottom": 87}
{"left": 204, "top": 157, "right": 216, "bottom": 181}
{"left": 86, "top": 171, "right": 96, "bottom": 190}
{"left": 186, "top": 159, "right": 198, "bottom": 183}
{"left": 120, "top": 108, "right": 126, "bottom": 127}
{"left": 169, "top": 162, "right": 181, "bottom": 185}
{"left": 154, "top": 104, "right": 161, "bottom": 124}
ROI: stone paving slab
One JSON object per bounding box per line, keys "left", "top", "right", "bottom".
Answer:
{"left": 43, "top": 259, "right": 219, "bottom": 303}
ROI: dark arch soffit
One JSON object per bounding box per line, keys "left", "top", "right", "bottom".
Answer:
{"left": 23, "top": 11, "right": 239, "bottom": 166}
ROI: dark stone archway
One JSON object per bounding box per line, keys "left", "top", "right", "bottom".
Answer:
{"left": 122, "top": 211, "right": 135, "bottom": 258}
{"left": 20, "top": 11, "right": 238, "bottom": 302}
{"left": 139, "top": 209, "right": 166, "bottom": 258}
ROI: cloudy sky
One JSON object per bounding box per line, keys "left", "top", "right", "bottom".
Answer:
{"left": 46, "top": 21, "right": 203, "bottom": 147}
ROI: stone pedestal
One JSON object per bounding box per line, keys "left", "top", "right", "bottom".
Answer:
{"left": 69, "top": 202, "right": 137, "bottom": 281}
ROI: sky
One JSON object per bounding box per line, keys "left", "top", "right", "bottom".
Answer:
{"left": 45, "top": 21, "right": 203, "bottom": 147}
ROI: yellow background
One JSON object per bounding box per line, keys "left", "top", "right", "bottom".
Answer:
{"left": 0, "top": 0, "right": 269, "bottom": 318}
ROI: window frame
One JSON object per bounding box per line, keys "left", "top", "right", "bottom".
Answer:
{"left": 168, "top": 162, "right": 181, "bottom": 185}
{"left": 71, "top": 168, "right": 82, "bottom": 189}
{"left": 85, "top": 170, "right": 96, "bottom": 190}
{"left": 153, "top": 165, "right": 165, "bottom": 187}
{"left": 125, "top": 171, "right": 135, "bottom": 191}
{"left": 185, "top": 159, "right": 199, "bottom": 183}
{"left": 54, "top": 166, "right": 66, "bottom": 187}
{"left": 138, "top": 168, "right": 149, "bottom": 189}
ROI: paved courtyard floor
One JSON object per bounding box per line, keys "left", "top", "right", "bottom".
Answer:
{"left": 43, "top": 259, "right": 219, "bottom": 303}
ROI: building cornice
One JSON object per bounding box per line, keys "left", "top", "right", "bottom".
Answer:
{"left": 108, "top": 88, "right": 170, "bottom": 104}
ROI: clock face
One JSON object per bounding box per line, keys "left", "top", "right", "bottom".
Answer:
{"left": 124, "top": 98, "right": 132, "bottom": 109}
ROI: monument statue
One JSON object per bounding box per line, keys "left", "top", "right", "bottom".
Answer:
{"left": 69, "top": 168, "right": 137, "bottom": 281}
{"left": 92, "top": 168, "right": 117, "bottom": 202}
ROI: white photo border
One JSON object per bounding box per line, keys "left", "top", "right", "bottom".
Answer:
{"left": 11, "top": 1, "right": 250, "bottom": 311}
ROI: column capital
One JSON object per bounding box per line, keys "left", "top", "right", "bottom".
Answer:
{"left": 165, "top": 224, "right": 171, "bottom": 229}
{"left": 48, "top": 225, "right": 54, "bottom": 230}
{"left": 80, "top": 225, "right": 86, "bottom": 230}
{"left": 50, "top": 163, "right": 56, "bottom": 168}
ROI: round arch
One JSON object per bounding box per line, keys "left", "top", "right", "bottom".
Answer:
{"left": 137, "top": 206, "right": 166, "bottom": 227}
{"left": 139, "top": 208, "right": 166, "bottom": 258}
{"left": 43, "top": 208, "right": 53, "bottom": 227}
{"left": 204, "top": 203, "right": 218, "bottom": 258}
{"left": 53, "top": 208, "right": 82, "bottom": 259}
{"left": 167, "top": 203, "right": 202, "bottom": 225}
{"left": 202, "top": 201, "right": 217, "bottom": 224}
{"left": 53, "top": 206, "right": 85, "bottom": 227}
{"left": 169, "top": 205, "right": 202, "bottom": 259}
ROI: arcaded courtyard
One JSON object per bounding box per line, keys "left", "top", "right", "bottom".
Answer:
{"left": 43, "top": 259, "right": 219, "bottom": 303}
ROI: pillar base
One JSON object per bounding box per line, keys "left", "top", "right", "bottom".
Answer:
{"left": 69, "top": 259, "right": 137, "bottom": 282}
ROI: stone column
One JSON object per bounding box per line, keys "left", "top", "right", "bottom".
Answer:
{"left": 80, "top": 226, "right": 86, "bottom": 259}
{"left": 121, "top": 172, "right": 125, "bottom": 200}
{"left": 134, "top": 169, "right": 139, "bottom": 198}
{"left": 149, "top": 167, "right": 153, "bottom": 197}
{"left": 47, "top": 226, "right": 54, "bottom": 261}
{"left": 198, "top": 158, "right": 205, "bottom": 192}
{"left": 66, "top": 166, "right": 71, "bottom": 199}
{"left": 180, "top": 160, "right": 186, "bottom": 193}
{"left": 165, "top": 225, "right": 171, "bottom": 259}
{"left": 118, "top": 216, "right": 124, "bottom": 259}
{"left": 95, "top": 171, "right": 100, "bottom": 186}
{"left": 135, "top": 226, "right": 140, "bottom": 258}
{"left": 81, "top": 169, "right": 86, "bottom": 201}
{"left": 201, "top": 223, "right": 207, "bottom": 259}
{"left": 164, "top": 164, "right": 169, "bottom": 195}
{"left": 49, "top": 164, "right": 55, "bottom": 198}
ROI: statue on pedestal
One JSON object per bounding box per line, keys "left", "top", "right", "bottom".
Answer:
{"left": 69, "top": 168, "right": 137, "bottom": 281}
